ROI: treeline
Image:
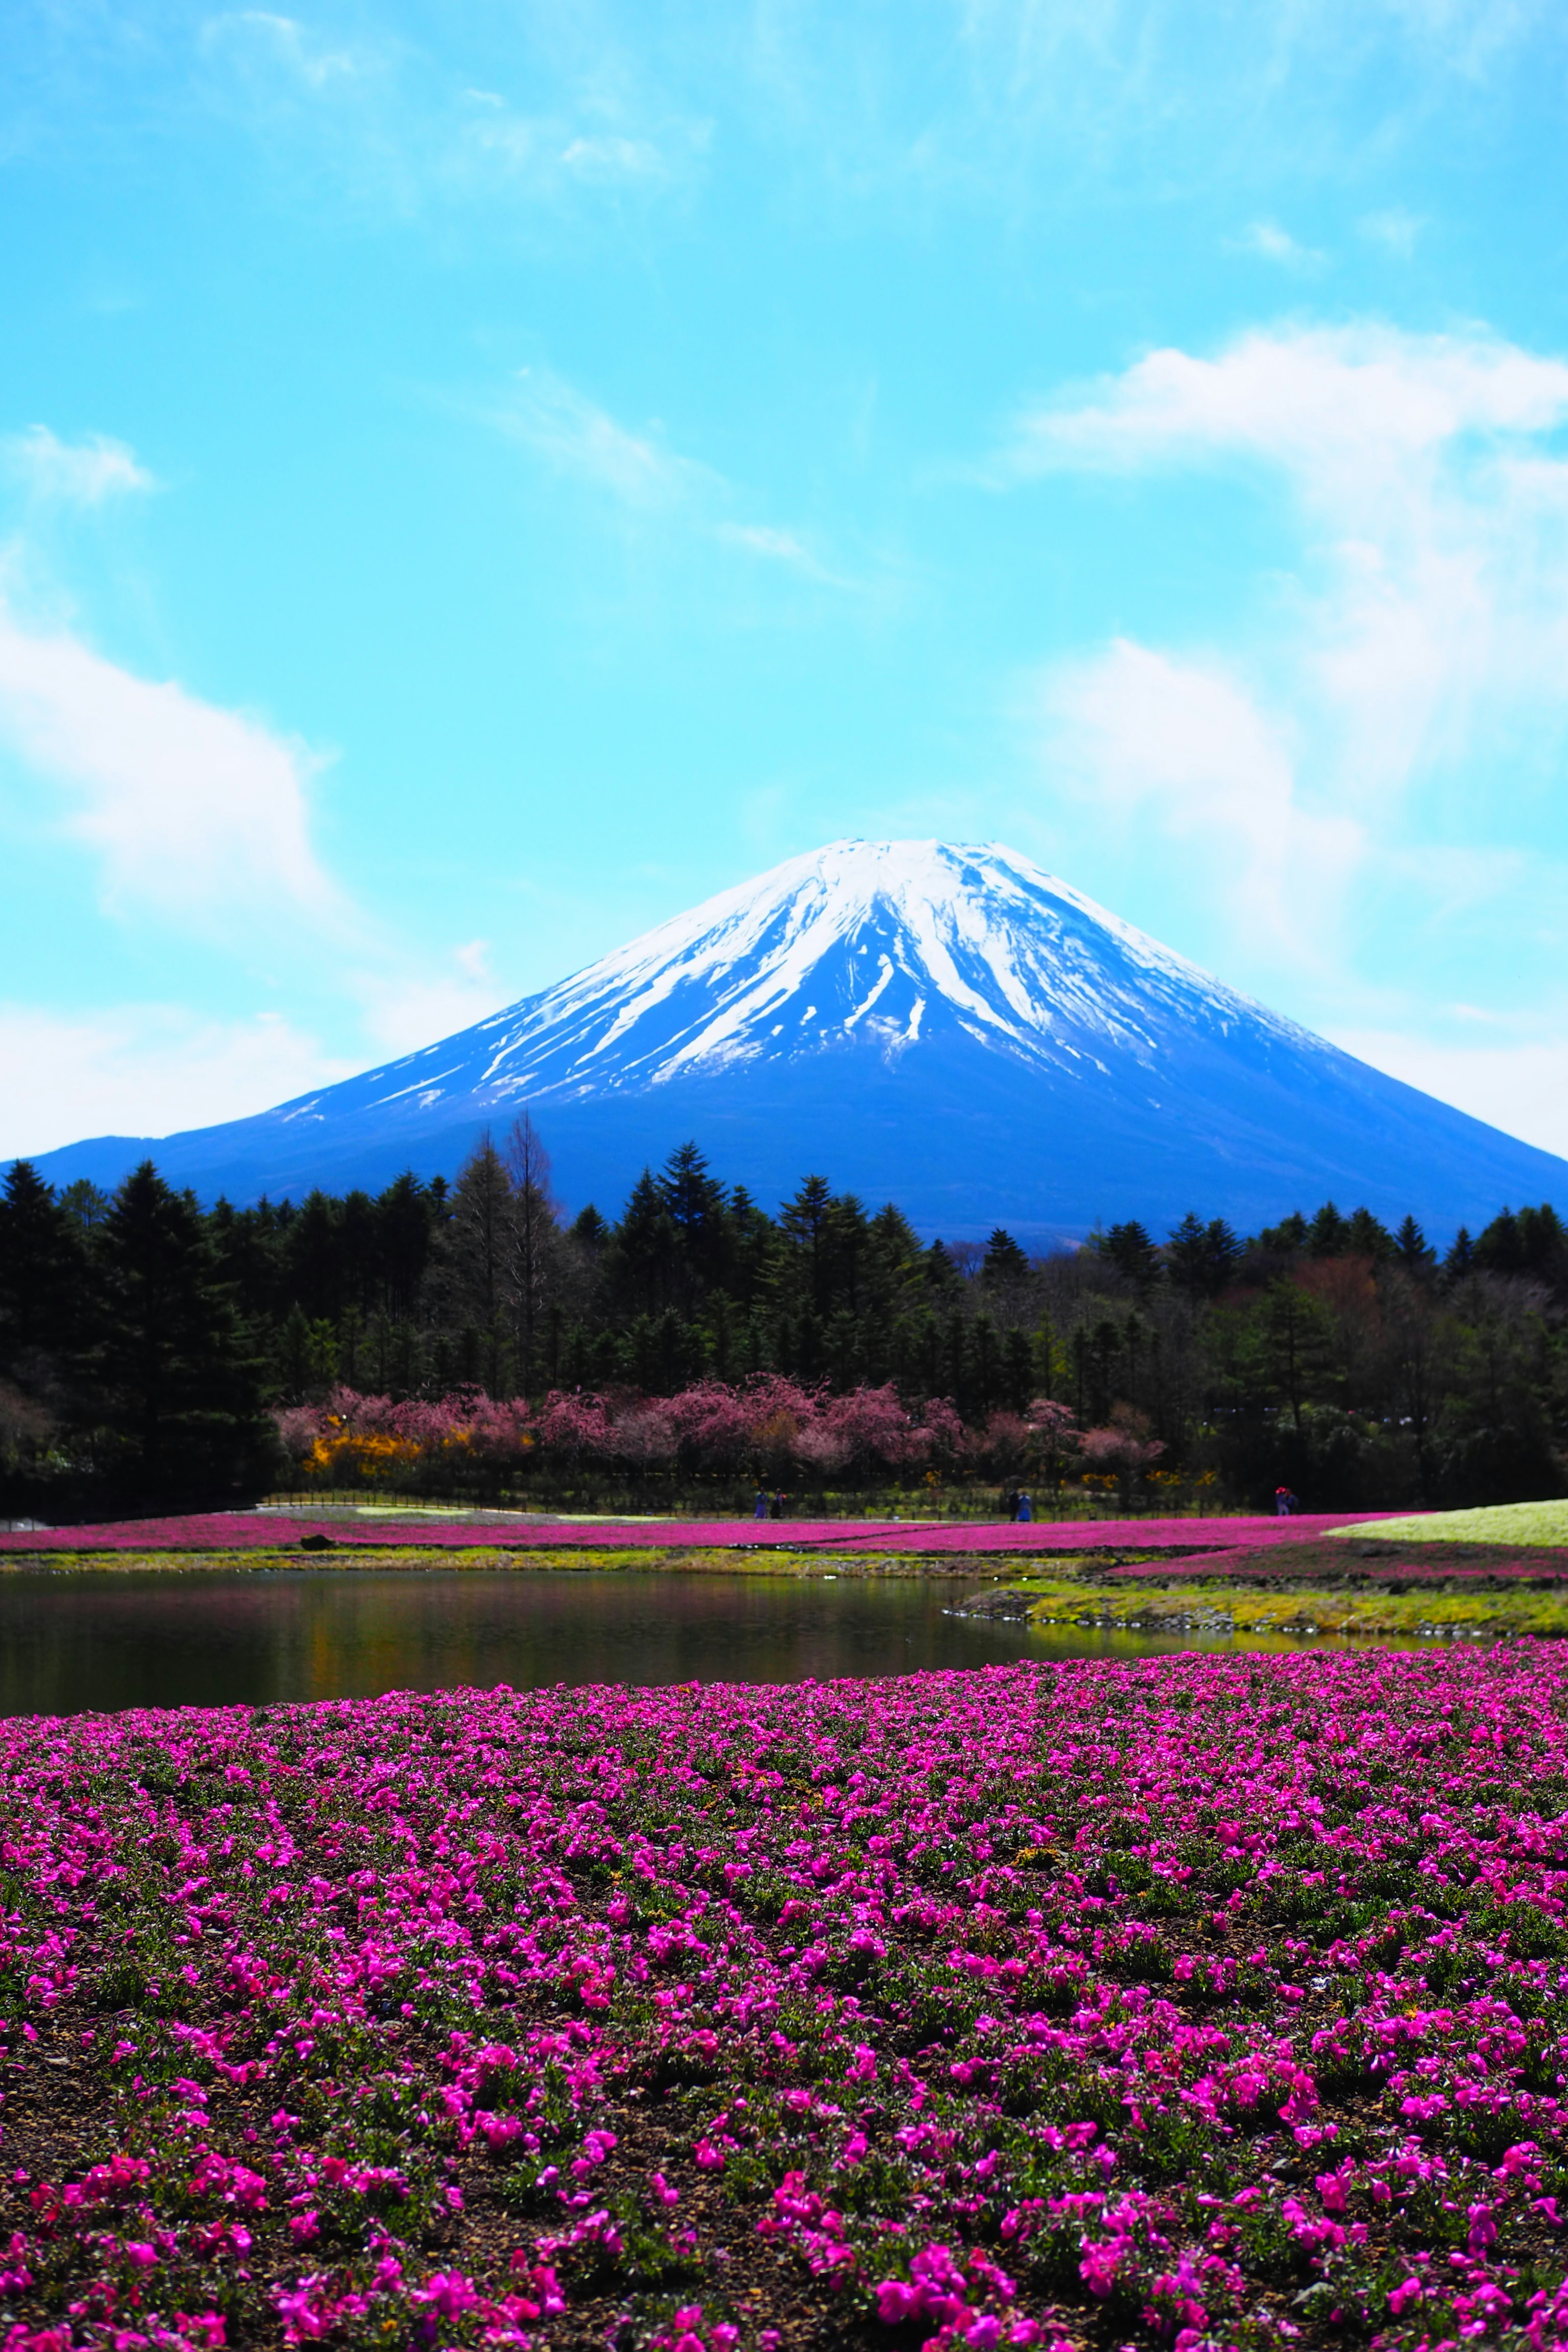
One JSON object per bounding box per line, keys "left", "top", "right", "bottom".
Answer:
{"left": 2, "top": 1111, "right": 1567, "bottom": 1514}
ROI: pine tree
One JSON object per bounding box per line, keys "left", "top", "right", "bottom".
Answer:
{"left": 93, "top": 1163, "right": 273, "bottom": 1504}
{"left": 0, "top": 1161, "right": 89, "bottom": 1375}
{"left": 1096, "top": 1221, "right": 1160, "bottom": 1292}
{"left": 982, "top": 1227, "right": 1030, "bottom": 1286}
{"left": 1394, "top": 1215, "right": 1436, "bottom": 1274}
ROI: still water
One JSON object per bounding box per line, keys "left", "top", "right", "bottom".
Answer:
{"left": 0, "top": 1568, "right": 1415, "bottom": 1719}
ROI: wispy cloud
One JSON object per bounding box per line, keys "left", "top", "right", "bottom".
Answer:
{"left": 1328, "top": 1021, "right": 1568, "bottom": 1161}
{"left": 0, "top": 599, "right": 515, "bottom": 1142}
{"left": 193, "top": 16, "right": 709, "bottom": 219}
{"left": 496, "top": 370, "right": 714, "bottom": 507}
{"left": 0, "top": 602, "right": 343, "bottom": 929}
{"left": 4, "top": 426, "right": 156, "bottom": 506}
{"left": 490, "top": 368, "right": 858, "bottom": 588}
{"left": 1232, "top": 220, "right": 1324, "bottom": 269}
{"left": 200, "top": 11, "right": 362, "bottom": 90}
{"left": 1015, "top": 322, "right": 1568, "bottom": 1015}
{"left": 1360, "top": 207, "right": 1423, "bottom": 258}
{"left": 1040, "top": 638, "right": 1362, "bottom": 964}
{"left": 998, "top": 324, "right": 1568, "bottom": 490}
{"left": 0, "top": 1001, "right": 359, "bottom": 1159}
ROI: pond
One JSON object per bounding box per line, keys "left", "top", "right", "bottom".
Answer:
{"left": 0, "top": 1566, "right": 1434, "bottom": 1718}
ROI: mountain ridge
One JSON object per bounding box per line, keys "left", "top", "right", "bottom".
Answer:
{"left": 25, "top": 839, "right": 1568, "bottom": 1240}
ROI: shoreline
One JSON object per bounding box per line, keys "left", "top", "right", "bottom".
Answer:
{"left": 9, "top": 1539, "right": 1568, "bottom": 1637}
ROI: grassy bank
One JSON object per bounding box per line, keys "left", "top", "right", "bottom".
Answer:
{"left": 18, "top": 1536, "right": 1568, "bottom": 1636}
{"left": 1336, "top": 1498, "right": 1568, "bottom": 1544}
{"left": 971, "top": 1572, "right": 1568, "bottom": 1637}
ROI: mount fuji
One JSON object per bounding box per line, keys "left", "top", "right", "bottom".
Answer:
{"left": 29, "top": 839, "right": 1568, "bottom": 1239}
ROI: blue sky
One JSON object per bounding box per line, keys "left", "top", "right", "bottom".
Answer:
{"left": 4, "top": 0, "right": 1568, "bottom": 1164}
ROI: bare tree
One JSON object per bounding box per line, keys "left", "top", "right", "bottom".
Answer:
{"left": 442, "top": 1132, "right": 514, "bottom": 1392}
{"left": 503, "top": 1112, "right": 562, "bottom": 1391}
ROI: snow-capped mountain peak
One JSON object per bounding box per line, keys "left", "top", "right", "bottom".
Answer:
{"left": 33, "top": 837, "right": 1568, "bottom": 1240}
{"left": 364, "top": 837, "right": 1313, "bottom": 1116}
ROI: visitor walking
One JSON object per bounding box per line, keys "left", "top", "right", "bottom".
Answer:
{"left": 1274, "top": 1486, "right": 1299, "bottom": 1517}
{"left": 1017, "top": 1490, "right": 1033, "bottom": 1523}
{"left": 753, "top": 1487, "right": 768, "bottom": 1520}
{"left": 1004, "top": 1488, "right": 1020, "bottom": 1522}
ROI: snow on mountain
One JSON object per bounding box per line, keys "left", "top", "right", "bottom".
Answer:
{"left": 28, "top": 839, "right": 1568, "bottom": 1240}
{"left": 283, "top": 839, "right": 1319, "bottom": 1118}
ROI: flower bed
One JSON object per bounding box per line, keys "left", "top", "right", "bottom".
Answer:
{"left": 0, "top": 1511, "right": 1394, "bottom": 1558}
{"left": 1100, "top": 1542, "right": 1568, "bottom": 1588}
{"left": 4, "top": 1652, "right": 1568, "bottom": 2349}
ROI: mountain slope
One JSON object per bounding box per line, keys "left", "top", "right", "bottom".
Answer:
{"left": 29, "top": 839, "right": 1568, "bottom": 1238}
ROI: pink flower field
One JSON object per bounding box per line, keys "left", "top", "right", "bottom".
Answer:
{"left": 3, "top": 1650, "right": 1568, "bottom": 2350}
{"left": 0, "top": 1512, "right": 1399, "bottom": 1558}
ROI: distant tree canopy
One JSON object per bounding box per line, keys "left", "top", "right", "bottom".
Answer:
{"left": 3, "top": 1120, "right": 1567, "bottom": 1515}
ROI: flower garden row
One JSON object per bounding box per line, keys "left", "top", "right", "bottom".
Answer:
{"left": 4, "top": 1649, "right": 1568, "bottom": 2350}
{"left": 0, "top": 1512, "right": 1388, "bottom": 1558}
{"left": 1100, "top": 1545, "right": 1568, "bottom": 1589}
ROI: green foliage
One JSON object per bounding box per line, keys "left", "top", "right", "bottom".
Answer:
{"left": 9, "top": 1129, "right": 1568, "bottom": 1515}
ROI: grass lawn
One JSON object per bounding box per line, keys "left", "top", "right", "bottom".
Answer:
{"left": 1334, "top": 1501, "right": 1568, "bottom": 1546}
{"left": 983, "top": 1572, "right": 1568, "bottom": 1638}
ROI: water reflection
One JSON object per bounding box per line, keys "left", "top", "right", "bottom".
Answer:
{"left": 0, "top": 1569, "right": 1428, "bottom": 1719}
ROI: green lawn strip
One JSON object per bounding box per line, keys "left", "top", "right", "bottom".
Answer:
{"left": 0, "top": 1543, "right": 1182, "bottom": 1578}
{"left": 1334, "top": 1497, "right": 1568, "bottom": 1544}
{"left": 0, "top": 1544, "right": 1031, "bottom": 1578}
{"left": 982, "top": 1571, "right": 1568, "bottom": 1636}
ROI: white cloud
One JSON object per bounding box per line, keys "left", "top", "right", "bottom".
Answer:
{"left": 4, "top": 426, "right": 156, "bottom": 506}
{"left": 1360, "top": 207, "right": 1423, "bottom": 258}
{"left": 1040, "top": 638, "right": 1363, "bottom": 960}
{"left": 202, "top": 12, "right": 360, "bottom": 90}
{"left": 1331, "top": 1025, "right": 1568, "bottom": 1163}
{"left": 497, "top": 369, "right": 713, "bottom": 507}
{"left": 356, "top": 942, "right": 505, "bottom": 1058}
{"left": 1233, "top": 220, "right": 1323, "bottom": 268}
{"left": 0, "top": 1003, "right": 359, "bottom": 1161}
{"left": 492, "top": 370, "right": 855, "bottom": 587}
{"left": 0, "top": 602, "right": 345, "bottom": 929}
{"left": 560, "top": 134, "right": 667, "bottom": 181}
{"left": 1002, "top": 325, "right": 1568, "bottom": 498}
{"left": 1016, "top": 323, "right": 1568, "bottom": 973}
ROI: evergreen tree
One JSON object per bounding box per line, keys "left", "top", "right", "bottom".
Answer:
{"left": 779, "top": 1176, "right": 835, "bottom": 1314}
{"left": 982, "top": 1227, "right": 1030, "bottom": 1286}
{"left": 376, "top": 1173, "right": 439, "bottom": 1322}
{"left": 1256, "top": 1211, "right": 1308, "bottom": 1256}
{"left": 0, "top": 1161, "right": 89, "bottom": 1375}
{"left": 1345, "top": 1207, "right": 1394, "bottom": 1262}
{"left": 93, "top": 1162, "right": 273, "bottom": 1503}
{"left": 612, "top": 1171, "right": 677, "bottom": 1316}
{"left": 1444, "top": 1225, "right": 1476, "bottom": 1281}
{"left": 1166, "top": 1212, "right": 1242, "bottom": 1300}
{"left": 656, "top": 1141, "right": 730, "bottom": 1311}
{"left": 1394, "top": 1214, "right": 1436, "bottom": 1274}
{"left": 923, "top": 1239, "right": 960, "bottom": 1294}
{"left": 572, "top": 1205, "right": 609, "bottom": 1253}
{"left": 1095, "top": 1221, "right": 1160, "bottom": 1292}
{"left": 1307, "top": 1201, "right": 1352, "bottom": 1257}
